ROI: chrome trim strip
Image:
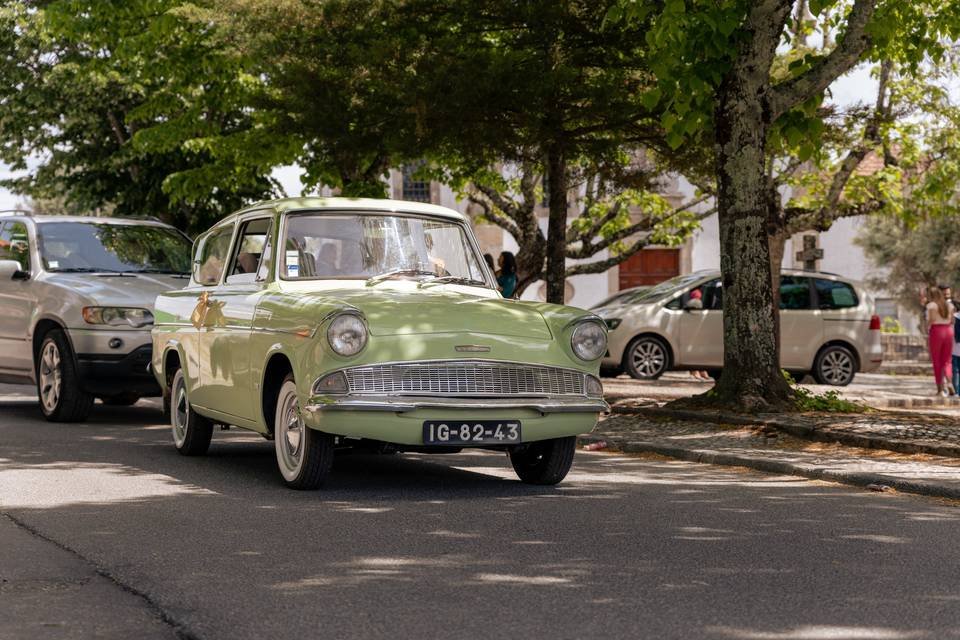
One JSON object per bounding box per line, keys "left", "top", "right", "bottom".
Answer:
{"left": 327, "top": 359, "right": 592, "bottom": 397}
{"left": 305, "top": 397, "right": 609, "bottom": 414}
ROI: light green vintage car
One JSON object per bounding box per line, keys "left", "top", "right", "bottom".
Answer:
{"left": 151, "top": 198, "right": 608, "bottom": 489}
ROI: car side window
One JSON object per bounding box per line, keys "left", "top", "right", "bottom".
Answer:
{"left": 195, "top": 225, "right": 235, "bottom": 286}
{"left": 815, "top": 279, "right": 858, "bottom": 310}
{"left": 0, "top": 221, "right": 31, "bottom": 271}
{"left": 225, "top": 218, "right": 272, "bottom": 284}
{"left": 779, "top": 276, "right": 812, "bottom": 310}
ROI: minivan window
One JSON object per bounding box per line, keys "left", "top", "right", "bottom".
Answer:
{"left": 815, "top": 279, "right": 858, "bottom": 309}
{"left": 633, "top": 273, "right": 711, "bottom": 304}
{"left": 780, "top": 276, "right": 812, "bottom": 310}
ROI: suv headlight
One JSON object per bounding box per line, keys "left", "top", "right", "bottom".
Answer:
{"left": 82, "top": 307, "right": 154, "bottom": 328}
{"left": 571, "top": 321, "right": 607, "bottom": 361}
{"left": 327, "top": 313, "right": 367, "bottom": 357}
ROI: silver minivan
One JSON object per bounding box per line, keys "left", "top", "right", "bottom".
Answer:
{"left": 595, "top": 270, "right": 883, "bottom": 386}
{"left": 0, "top": 212, "right": 192, "bottom": 421}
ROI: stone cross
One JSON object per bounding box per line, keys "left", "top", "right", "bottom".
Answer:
{"left": 795, "top": 234, "right": 823, "bottom": 271}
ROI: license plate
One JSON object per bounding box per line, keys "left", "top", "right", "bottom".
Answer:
{"left": 422, "top": 420, "right": 521, "bottom": 445}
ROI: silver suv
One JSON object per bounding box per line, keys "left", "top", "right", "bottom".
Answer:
{"left": 595, "top": 270, "right": 883, "bottom": 386}
{"left": 0, "top": 212, "right": 192, "bottom": 421}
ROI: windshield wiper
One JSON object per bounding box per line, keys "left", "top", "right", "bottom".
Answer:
{"left": 417, "top": 275, "right": 487, "bottom": 289}
{"left": 128, "top": 268, "right": 190, "bottom": 276}
{"left": 49, "top": 267, "right": 124, "bottom": 274}
{"left": 366, "top": 268, "right": 437, "bottom": 287}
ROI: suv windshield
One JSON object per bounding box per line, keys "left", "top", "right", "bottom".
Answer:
{"left": 37, "top": 222, "right": 192, "bottom": 274}
{"left": 282, "top": 212, "right": 488, "bottom": 284}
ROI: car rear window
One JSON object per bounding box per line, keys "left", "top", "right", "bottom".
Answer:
{"left": 815, "top": 279, "right": 858, "bottom": 309}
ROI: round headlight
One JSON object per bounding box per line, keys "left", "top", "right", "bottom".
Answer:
{"left": 327, "top": 313, "right": 367, "bottom": 357}
{"left": 571, "top": 321, "right": 607, "bottom": 361}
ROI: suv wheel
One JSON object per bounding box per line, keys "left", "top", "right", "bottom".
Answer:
{"left": 509, "top": 437, "right": 576, "bottom": 485}
{"left": 274, "top": 375, "right": 334, "bottom": 489}
{"left": 813, "top": 345, "right": 856, "bottom": 386}
{"left": 624, "top": 336, "right": 669, "bottom": 380}
{"left": 36, "top": 329, "right": 94, "bottom": 422}
{"left": 170, "top": 369, "right": 213, "bottom": 455}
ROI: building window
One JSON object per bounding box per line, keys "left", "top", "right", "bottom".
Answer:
{"left": 401, "top": 163, "right": 431, "bottom": 203}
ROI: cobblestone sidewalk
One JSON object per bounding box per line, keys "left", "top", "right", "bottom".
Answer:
{"left": 585, "top": 414, "right": 960, "bottom": 500}
{"left": 611, "top": 404, "right": 960, "bottom": 458}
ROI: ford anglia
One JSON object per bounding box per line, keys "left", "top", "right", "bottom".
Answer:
{"left": 151, "top": 198, "right": 608, "bottom": 489}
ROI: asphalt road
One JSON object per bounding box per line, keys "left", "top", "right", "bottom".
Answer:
{"left": 2, "top": 393, "right": 960, "bottom": 640}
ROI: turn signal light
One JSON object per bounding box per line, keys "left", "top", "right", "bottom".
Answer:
{"left": 869, "top": 315, "right": 881, "bottom": 331}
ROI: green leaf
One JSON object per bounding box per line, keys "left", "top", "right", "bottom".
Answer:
{"left": 641, "top": 88, "right": 662, "bottom": 111}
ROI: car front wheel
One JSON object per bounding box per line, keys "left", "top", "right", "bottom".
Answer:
{"left": 274, "top": 375, "right": 334, "bottom": 490}
{"left": 36, "top": 329, "right": 94, "bottom": 422}
{"left": 509, "top": 436, "right": 576, "bottom": 485}
{"left": 624, "top": 336, "right": 669, "bottom": 380}
{"left": 812, "top": 345, "right": 856, "bottom": 386}
{"left": 170, "top": 369, "right": 213, "bottom": 455}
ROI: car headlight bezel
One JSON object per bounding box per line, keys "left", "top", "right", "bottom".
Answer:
{"left": 326, "top": 312, "right": 368, "bottom": 357}
{"left": 571, "top": 320, "right": 607, "bottom": 361}
{"left": 81, "top": 306, "right": 154, "bottom": 328}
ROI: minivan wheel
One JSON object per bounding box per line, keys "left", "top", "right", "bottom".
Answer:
{"left": 170, "top": 369, "right": 213, "bottom": 455}
{"left": 813, "top": 345, "right": 856, "bottom": 386}
{"left": 624, "top": 336, "right": 669, "bottom": 380}
{"left": 274, "top": 375, "right": 334, "bottom": 490}
{"left": 36, "top": 329, "right": 94, "bottom": 422}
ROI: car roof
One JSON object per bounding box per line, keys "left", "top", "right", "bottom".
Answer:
{"left": 687, "top": 269, "right": 858, "bottom": 284}
{"left": 0, "top": 212, "right": 174, "bottom": 228}
{"left": 229, "top": 197, "right": 467, "bottom": 223}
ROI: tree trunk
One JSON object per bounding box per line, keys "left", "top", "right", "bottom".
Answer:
{"left": 544, "top": 143, "right": 568, "bottom": 304}
{"left": 768, "top": 222, "right": 787, "bottom": 375}
{"left": 710, "top": 79, "right": 793, "bottom": 410}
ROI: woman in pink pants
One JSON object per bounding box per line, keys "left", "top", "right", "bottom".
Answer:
{"left": 927, "top": 285, "right": 955, "bottom": 396}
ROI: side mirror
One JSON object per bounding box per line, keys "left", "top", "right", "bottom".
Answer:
{"left": 0, "top": 260, "right": 29, "bottom": 281}
{"left": 683, "top": 299, "right": 703, "bottom": 311}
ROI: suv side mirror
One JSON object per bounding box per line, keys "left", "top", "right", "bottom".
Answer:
{"left": 683, "top": 298, "right": 703, "bottom": 311}
{"left": 0, "top": 260, "right": 29, "bottom": 281}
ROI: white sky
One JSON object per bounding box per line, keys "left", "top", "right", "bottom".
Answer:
{"left": 0, "top": 64, "right": 881, "bottom": 212}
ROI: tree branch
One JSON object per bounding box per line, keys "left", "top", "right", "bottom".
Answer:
{"left": 769, "top": 0, "right": 877, "bottom": 119}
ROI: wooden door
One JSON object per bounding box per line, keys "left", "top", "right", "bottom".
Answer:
{"left": 618, "top": 249, "right": 680, "bottom": 289}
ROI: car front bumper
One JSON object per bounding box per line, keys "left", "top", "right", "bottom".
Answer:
{"left": 303, "top": 396, "right": 608, "bottom": 446}
{"left": 69, "top": 328, "right": 160, "bottom": 397}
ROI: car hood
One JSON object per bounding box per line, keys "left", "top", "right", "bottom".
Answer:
{"left": 44, "top": 273, "right": 190, "bottom": 309}
{"left": 328, "top": 289, "right": 553, "bottom": 339}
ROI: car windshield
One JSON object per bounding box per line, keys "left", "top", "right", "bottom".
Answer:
{"left": 626, "top": 273, "right": 711, "bottom": 304}
{"left": 37, "top": 222, "right": 192, "bottom": 274}
{"left": 591, "top": 288, "right": 651, "bottom": 309}
{"left": 281, "top": 212, "right": 488, "bottom": 284}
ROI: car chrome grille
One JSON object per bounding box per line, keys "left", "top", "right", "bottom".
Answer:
{"left": 343, "top": 361, "right": 586, "bottom": 397}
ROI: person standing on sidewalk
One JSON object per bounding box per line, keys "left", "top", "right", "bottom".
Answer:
{"left": 952, "top": 299, "right": 960, "bottom": 396}
{"left": 927, "top": 285, "right": 955, "bottom": 396}
{"left": 497, "top": 251, "right": 518, "bottom": 299}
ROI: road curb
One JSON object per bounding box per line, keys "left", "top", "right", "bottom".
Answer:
{"left": 610, "top": 406, "right": 960, "bottom": 459}
{"left": 577, "top": 435, "right": 960, "bottom": 500}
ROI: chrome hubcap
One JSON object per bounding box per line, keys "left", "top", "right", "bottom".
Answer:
{"left": 172, "top": 379, "right": 188, "bottom": 447}
{"left": 39, "top": 341, "right": 62, "bottom": 413}
{"left": 277, "top": 390, "right": 304, "bottom": 473}
{"left": 631, "top": 341, "right": 665, "bottom": 378}
{"left": 821, "top": 351, "right": 853, "bottom": 385}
